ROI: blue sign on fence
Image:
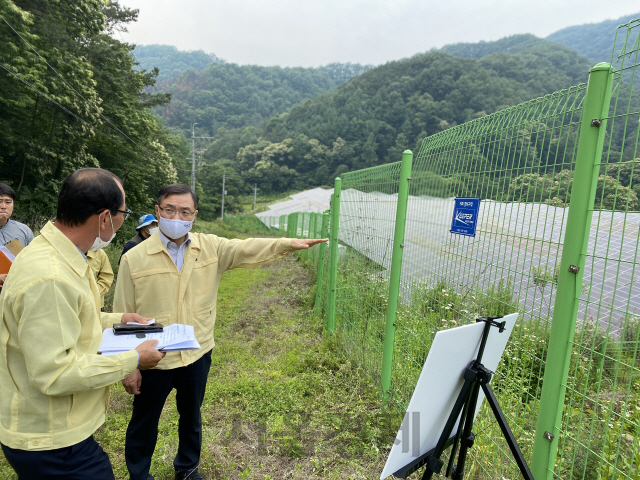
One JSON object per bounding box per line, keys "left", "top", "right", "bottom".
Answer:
{"left": 450, "top": 197, "right": 481, "bottom": 237}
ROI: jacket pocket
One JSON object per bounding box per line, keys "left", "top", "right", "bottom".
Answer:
{"left": 194, "top": 301, "right": 215, "bottom": 318}
{"left": 193, "top": 256, "right": 218, "bottom": 268}
{"left": 66, "top": 393, "right": 75, "bottom": 426}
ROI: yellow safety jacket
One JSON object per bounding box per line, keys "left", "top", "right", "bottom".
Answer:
{"left": 114, "top": 231, "right": 293, "bottom": 370}
{"left": 0, "top": 222, "right": 139, "bottom": 450}
{"left": 86, "top": 248, "right": 114, "bottom": 308}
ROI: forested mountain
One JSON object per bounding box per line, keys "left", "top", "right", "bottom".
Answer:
{"left": 133, "top": 44, "right": 373, "bottom": 89}
{"left": 318, "top": 63, "right": 375, "bottom": 82}
{"left": 0, "top": 0, "right": 188, "bottom": 232}
{"left": 156, "top": 60, "right": 374, "bottom": 139}
{"left": 437, "top": 34, "right": 550, "bottom": 59}
{"left": 186, "top": 38, "right": 593, "bottom": 200}
{"left": 160, "top": 63, "right": 343, "bottom": 134}
{"left": 438, "top": 13, "right": 640, "bottom": 65}
{"left": 133, "top": 45, "right": 224, "bottom": 83}
{"left": 546, "top": 12, "right": 640, "bottom": 63}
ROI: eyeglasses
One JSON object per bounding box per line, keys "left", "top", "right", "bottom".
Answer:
{"left": 111, "top": 209, "right": 133, "bottom": 221}
{"left": 158, "top": 206, "right": 196, "bottom": 220}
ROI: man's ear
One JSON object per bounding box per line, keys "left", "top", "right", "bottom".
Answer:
{"left": 98, "top": 210, "right": 108, "bottom": 230}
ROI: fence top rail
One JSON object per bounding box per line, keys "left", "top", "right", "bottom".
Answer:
{"left": 418, "top": 83, "right": 588, "bottom": 155}
{"left": 611, "top": 17, "right": 640, "bottom": 65}
{"left": 341, "top": 160, "right": 403, "bottom": 191}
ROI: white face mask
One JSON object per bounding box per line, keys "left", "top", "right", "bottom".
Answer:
{"left": 148, "top": 227, "right": 158, "bottom": 236}
{"left": 158, "top": 216, "right": 192, "bottom": 240}
{"left": 90, "top": 212, "right": 116, "bottom": 252}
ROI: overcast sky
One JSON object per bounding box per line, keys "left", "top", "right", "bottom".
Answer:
{"left": 118, "top": 0, "right": 639, "bottom": 67}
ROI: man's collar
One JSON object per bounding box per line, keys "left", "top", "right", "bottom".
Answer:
{"left": 148, "top": 229, "right": 199, "bottom": 255}
{"left": 40, "top": 222, "right": 89, "bottom": 276}
{"left": 158, "top": 229, "right": 191, "bottom": 249}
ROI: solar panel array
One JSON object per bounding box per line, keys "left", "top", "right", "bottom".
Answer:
{"left": 339, "top": 190, "right": 640, "bottom": 336}
{"left": 255, "top": 187, "right": 332, "bottom": 218}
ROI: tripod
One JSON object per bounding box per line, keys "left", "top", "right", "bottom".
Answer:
{"left": 420, "top": 317, "right": 534, "bottom": 480}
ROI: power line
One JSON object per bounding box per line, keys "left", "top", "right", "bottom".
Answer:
{"left": 0, "top": 15, "right": 159, "bottom": 160}
{"left": 190, "top": 122, "right": 215, "bottom": 191}
{"left": 0, "top": 59, "right": 161, "bottom": 174}
{"left": 0, "top": 61, "right": 94, "bottom": 129}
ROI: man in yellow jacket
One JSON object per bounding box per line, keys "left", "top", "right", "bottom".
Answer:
{"left": 0, "top": 168, "right": 165, "bottom": 480}
{"left": 114, "top": 183, "right": 326, "bottom": 480}
{"left": 87, "top": 248, "right": 114, "bottom": 310}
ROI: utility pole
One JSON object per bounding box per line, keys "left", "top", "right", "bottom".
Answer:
{"left": 220, "top": 170, "right": 226, "bottom": 220}
{"left": 191, "top": 123, "right": 197, "bottom": 191}
{"left": 253, "top": 184, "right": 258, "bottom": 211}
{"left": 189, "top": 123, "right": 214, "bottom": 192}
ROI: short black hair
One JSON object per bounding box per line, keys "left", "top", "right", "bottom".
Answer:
{"left": 56, "top": 168, "right": 124, "bottom": 227}
{"left": 0, "top": 183, "right": 16, "bottom": 200}
{"left": 157, "top": 184, "right": 198, "bottom": 210}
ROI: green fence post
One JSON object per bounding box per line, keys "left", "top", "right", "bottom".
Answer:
{"left": 314, "top": 211, "right": 330, "bottom": 315}
{"left": 314, "top": 212, "right": 322, "bottom": 264}
{"left": 531, "top": 63, "right": 614, "bottom": 479}
{"left": 380, "top": 150, "right": 413, "bottom": 401}
{"left": 326, "top": 180, "right": 342, "bottom": 335}
{"left": 301, "top": 213, "right": 307, "bottom": 260}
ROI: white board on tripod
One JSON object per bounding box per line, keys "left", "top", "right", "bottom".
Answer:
{"left": 380, "top": 313, "right": 518, "bottom": 480}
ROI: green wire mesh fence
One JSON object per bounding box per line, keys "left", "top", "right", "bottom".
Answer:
{"left": 389, "top": 83, "right": 588, "bottom": 478}
{"left": 222, "top": 215, "right": 276, "bottom": 234}
{"left": 224, "top": 211, "right": 326, "bottom": 269}
{"left": 334, "top": 163, "right": 404, "bottom": 379}
{"left": 555, "top": 19, "right": 640, "bottom": 480}
{"left": 223, "top": 18, "right": 640, "bottom": 480}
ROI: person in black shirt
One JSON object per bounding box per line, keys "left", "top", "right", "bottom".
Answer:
{"left": 119, "top": 214, "right": 157, "bottom": 265}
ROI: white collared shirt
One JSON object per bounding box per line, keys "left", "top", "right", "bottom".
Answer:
{"left": 158, "top": 230, "right": 191, "bottom": 272}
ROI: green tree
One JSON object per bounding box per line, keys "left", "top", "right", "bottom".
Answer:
{"left": 0, "top": 0, "right": 185, "bottom": 231}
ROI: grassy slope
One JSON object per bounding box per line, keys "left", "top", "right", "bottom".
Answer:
{"left": 0, "top": 234, "right": 395, "bottom": 479}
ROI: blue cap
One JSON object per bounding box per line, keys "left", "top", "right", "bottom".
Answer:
{"left": 136, "top": 214, "right": 157, "bottom": 230}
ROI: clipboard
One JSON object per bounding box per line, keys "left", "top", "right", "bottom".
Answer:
{"left": 0, "top": 239, "right": 24, "bottom": 275}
